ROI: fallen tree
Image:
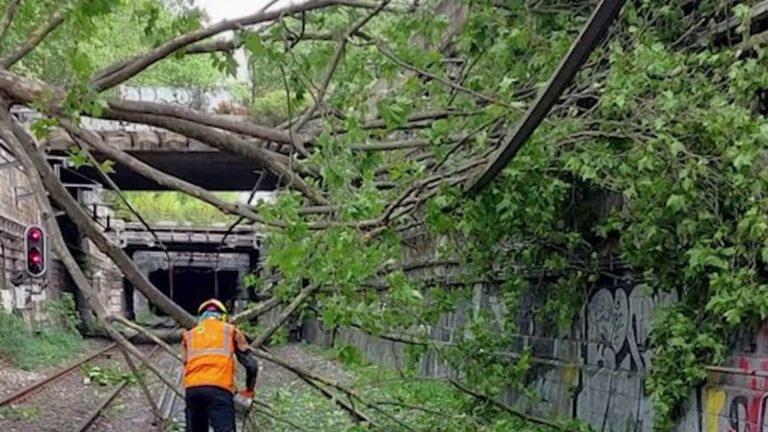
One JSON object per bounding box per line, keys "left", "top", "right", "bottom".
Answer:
{"left": 3, "top": 0, "right": 762, "bottom": 430}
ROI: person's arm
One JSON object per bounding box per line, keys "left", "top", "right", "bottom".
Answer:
{"left": 181, "top": 331, "right": 187, "bottom": 366}
{"left": 233, "top": 328, "right": 259, "bottom": 392}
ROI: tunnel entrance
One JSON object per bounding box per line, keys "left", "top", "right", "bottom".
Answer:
{"left": 148, "top": 267, "right": 239, "bottom": 316}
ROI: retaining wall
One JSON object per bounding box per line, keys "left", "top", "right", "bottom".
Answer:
{"left": 301, "top": 227, "right": 768, "bottom": 432}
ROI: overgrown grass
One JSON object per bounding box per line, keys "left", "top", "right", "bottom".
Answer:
{"left": 252, "top": 345, "right": 565, "bottom": 432}
{"left": 0, "top": 294, "right": 83, "bottom": 370}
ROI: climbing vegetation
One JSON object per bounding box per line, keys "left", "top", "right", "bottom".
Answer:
{"left": 7, "top": 0, "right": 768, "bottom": 430}
{"left": 247, "top": 1, "right": 768, "bottom": 430}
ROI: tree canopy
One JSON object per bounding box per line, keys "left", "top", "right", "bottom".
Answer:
{"left": 2, "top": 0, "right": 767, "bottom": 430}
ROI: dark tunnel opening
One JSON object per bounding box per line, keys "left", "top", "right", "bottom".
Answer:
{"left": 148, "top": 267, "right": 238, "bottom": 316}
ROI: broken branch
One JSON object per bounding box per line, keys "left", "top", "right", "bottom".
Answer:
{"left": 8, "top": 116, "right": 197, "bottom": 328}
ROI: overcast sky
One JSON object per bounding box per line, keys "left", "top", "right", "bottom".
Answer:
{"left": 191, "top": 0, "right": 299, "bottom": 82}
{"left": 194, "top": 0, "right": 291, "bottom": 22}
{"left": 192, "top": 0, "right": 296, "bottom": 201}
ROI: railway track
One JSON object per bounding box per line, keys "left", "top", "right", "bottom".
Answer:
{"left": 0, "top": 342, "right": 119, "bottom": 407}
{"left": 158, "top": 357, "right": 185, "bottom": 430}
{"left": 0, "top": 342, "right": 168, "bottom": 432}
{"left": 73, "top": 345, "right": 161, "bottom": 432}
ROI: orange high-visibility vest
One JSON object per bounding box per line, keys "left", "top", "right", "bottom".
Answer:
{"left": 182, "top": 317, "right": 236, "bottom": 392}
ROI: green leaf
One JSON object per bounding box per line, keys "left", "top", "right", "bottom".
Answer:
{"left": 99, "top": 159, "right": 116, "bottom": 174}
{"left": 67, "top": 146, "right": 89, "bottom": 169}
{"left": 335, "top": 344, "right": 363, "bottom": 367}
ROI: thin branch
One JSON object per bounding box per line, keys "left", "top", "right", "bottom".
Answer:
{"left": 231, "top": 297, "right": 282, "bottom": 324}
{"left": 116, "top": 343, "right": 163, "bottom": 424}
{"left": 69, "top": 129, "right": 171, "bottom": 260}
{"left": 91, "top": 0, "right": 381, "bottom": 91}
{"left": 183, "top": 32, "right": 336, "bottom": 55}
{"left": 250, "top": 284, "right": 321, "bottom": 348}
{"left": 287, "top": 358, "right": 373, "bottom": 424}
{"left": 344, "top": 109, "right": 483, "bottom": 132}
{"left": 252, "top": 404, "right": 313, "bottom": 432}
{"left": 0, "top": 0, "right": 22, "bottom": 43}
{"left": 1, "top": 14, "right": 63, "bottom": 68}
{"left": 357, "top": 32, "right": 516, "bottom": 109}
{"left": 358, "top": 157, "right": 488, "bottom": 228}
{"left": 61, "top": 122, "right": 284, "bottom": 229}
{"left": 292, "top": 0, "right": 391, "bottom": 131}
{"left": 252, "top": 349, "right": 421, "bottom": 431}
{"left": 100, "top": 108, "right": 329, "bottom": 205}
{"left": 448, "top": 378, "right": 561, "bottom": 429}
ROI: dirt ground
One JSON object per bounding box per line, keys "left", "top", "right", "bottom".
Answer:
{"left": 0, "top": 340, "right": 351, "bottom": 432}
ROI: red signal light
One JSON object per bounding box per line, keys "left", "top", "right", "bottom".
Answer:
{"left": 28, "top": 228, "right": 42, "bottom": 242}
{"left": 24, "top": 225, "right": 46, "bottom": 277}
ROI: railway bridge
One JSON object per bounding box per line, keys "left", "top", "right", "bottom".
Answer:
{"left": 114, "top": 222, "right": 265, "bottom": 321}
{"left": 2, "top": 85, "right": 280, "bottom": 324}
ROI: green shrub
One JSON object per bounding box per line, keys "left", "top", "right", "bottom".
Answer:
{"left": 0, "top": 295, "right": 83, "bottom": 370}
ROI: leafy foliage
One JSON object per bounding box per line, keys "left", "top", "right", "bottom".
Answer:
{"left": 257, "top": 346, "right": 561, "bottom": 432}
{"left": 112, "top": 191, "right": 240, "bottom": 225}
{"left": 83, "top": 364, "right": 137, "bottom": 385}
{"left": 0, "top": 295, "right": 82, "bottom": 370}
{"left": 0, "top": 0, "right": 224, "bottom": 87}
{"left": 11, "top": 0, "right": 768, "bottom": 430}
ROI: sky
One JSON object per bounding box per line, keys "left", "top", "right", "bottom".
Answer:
{"left": 192, "top": 0, "right": 298, "bottom": 202}
{"left": 193, "top": 0, "right": 299, "bottom": 82}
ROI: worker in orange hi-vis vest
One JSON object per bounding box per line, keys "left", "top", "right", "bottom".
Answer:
{"left": 182, "top": 299, "right": 259, "bottom": 432}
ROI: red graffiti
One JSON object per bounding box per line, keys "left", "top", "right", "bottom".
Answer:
{"left": 726, "top": 356, "right": 768, "bottom": 432}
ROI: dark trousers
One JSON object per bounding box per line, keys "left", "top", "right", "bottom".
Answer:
{"left": 185, "top": 386, "right": 235, "bottom": 432}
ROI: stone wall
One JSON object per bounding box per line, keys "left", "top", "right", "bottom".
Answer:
{"left": 300, "top": 225, "right": 768, "bottom": 432}
{"left": 80, "top": 190, "right": 124, "bottom": 316}
{"left": 0, "top": 146, "right": 62, "bottom": 325}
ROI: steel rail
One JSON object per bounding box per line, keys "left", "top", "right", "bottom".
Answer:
{"left": 74, "top": 345, "right": 161, "bottom": 432}
{"left": 0, "top": 342, "right": 119, "bottom": 407}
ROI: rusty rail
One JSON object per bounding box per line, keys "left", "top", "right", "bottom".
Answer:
{"left": 0, "top": 342, "right": 118, "bottom": 407}
{"left": 74, "top": 345, "right": 161, "bottom": 432}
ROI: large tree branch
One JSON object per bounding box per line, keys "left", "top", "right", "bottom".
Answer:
{"left": 100, "top": 107, "right": 329, "bottom": 205}
{"left": 91, "top": 0, "right": 380, "bottom": 91}
{"left": 0, "top": 102, "right": 186, "bottom": 404}
{"left": 1, "top": 14, "right": 63, "bottom": 68}
{"left": 61, "top": 121, "right": 285, "bottom": 227}
{"left": 109, "top": 99, "right": 307, "bottom": 149}
{"left": 6, "top": 115, "right": 197, "bottom": 328}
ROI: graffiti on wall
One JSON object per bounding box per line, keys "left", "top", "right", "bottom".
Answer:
{"left": 699, "top": 326, "right": 768, "bottom": 432}
{"left": 575, "top": 282, "right": 676, "bottom": 431}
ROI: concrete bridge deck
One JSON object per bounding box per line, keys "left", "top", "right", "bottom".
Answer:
{"left": 12, "top": 106, "right": 286, "bottom": 191}
{"left": 116, "top": 222, "right": 263, "bottom": 253}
